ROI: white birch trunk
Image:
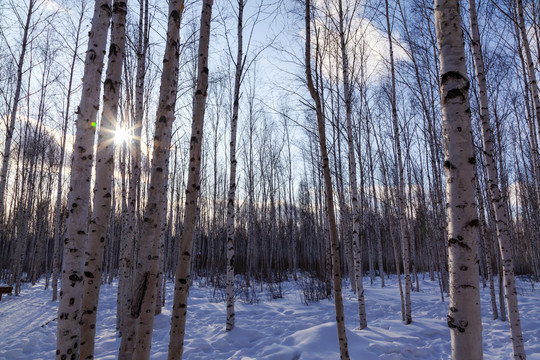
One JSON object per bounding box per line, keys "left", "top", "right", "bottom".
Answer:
{"left": 56, "top": 1, "right": 112, "bottom": 358}
{"left": 226, "top": 0, "right": 244, "bottom": 333}
{"left": 470, "top": 1, "right": 525, "bottom": 357}
{"left": 305, "top": 1, "right": 349, "bottom": 357}
{"left": 434, "top": 1, "right": 483, "bottom": 358}
{"left": 386, "top": 0, "right": 412, "bottom": 324}
{"left": 118, "top": 2, "right": 185, "bottom": 359}
{"left": 167, "top": 3, "right": 213, "bottom": 358}
{"left": 79, "top": 1, "right": 127, "bottom": 358}
{"left": 338, "top": 0, "right": 366, "bottom": 330}
{"left": 117, "top": 0, "right": 148, "bottom": 339}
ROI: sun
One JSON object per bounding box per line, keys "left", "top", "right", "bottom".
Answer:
{"left": 114, "top": 126, "right": 132, "bottom": 144}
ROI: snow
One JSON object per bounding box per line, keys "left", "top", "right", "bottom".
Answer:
{"left": 0, "top": 275, "right": 538, "bottom": 359}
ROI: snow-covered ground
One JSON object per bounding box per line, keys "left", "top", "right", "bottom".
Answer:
{"left": 0, "top": 274, "right": 538, "bottom": 359}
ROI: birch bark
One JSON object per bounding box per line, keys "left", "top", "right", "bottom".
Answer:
{"left": 434, "top": 1, "right": 483, "bottom": 358}
{"left": 167, "top": 2, "right": 213, "bottom": 358}
{"left": 305, "top": 1, "right": 349, "bottom": 358}
{"left": 226, "top": 0, "right": 244, "bottom": 332}
{"left": 386, "top": 0, "right": 411, "bottom": 324}
{"left": 337, "top": 0, "right": 366, "bottom": 330}
{"left": 118, "top": 1, "right": 185, "bottom": 359}
{"left": 470, "top": 0, "right": 525, "bottom": 357}
{"left": 56, "top": 1, "right": 112, "bottom": 358}
{"left": 79, "top": 1, "right": 127, "bottom": 358}
{"left": 118, "top": 0, "right": 148, "bottom": 338}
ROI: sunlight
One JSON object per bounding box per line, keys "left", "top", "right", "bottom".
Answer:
{"left": 114, "top": 126, "right": 131, "bottom": 144}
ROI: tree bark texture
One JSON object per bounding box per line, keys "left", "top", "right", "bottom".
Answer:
{"left": 79, "top": 1, "right": 127, "bottom": 358}
{"left": 118, "top": 0, "right": 148, "bottom": 339}
{"left": 167, "top": 1, "right": 213, "bottom": 359}
{"left": 338, "top": 0, "right": 367, "bottom": 330}
{"left": 470, "top": 0, "right": 525, "bottom": 357}
{"left": 434, "top": 1, "right": 483, "bottom": 359}
{"left": 305, "top": 1, "right": 349, "bottom": 358}
{"left": 56, "top": 1, "right": 112, "bottom": 359}
{"left": 118, "top": 1, "right": 185, "bottom": 359}
{"left": 386, "top": 0, "right": 412, "bottom": 324}
{"left": 226, "top": 0, "right": 244, "bottom": 332}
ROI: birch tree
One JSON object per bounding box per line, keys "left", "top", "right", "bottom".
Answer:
{"left": 337, "top": 0, "right": 367, "bottom": 329}
{"left": 385, "top": 0, "right": 411, "bottom": 324}
{"left": 434, "top": 0, "right": 482, "bottom": 358}
{"left": 117, "top": 0, "right": 149, "bottom": 338}
{"left": 469, "top": 0, "right": 525, "bottom": 357}
{"left": 226, "top": 0, "right": 244, "bottom": 332}
{"left": 79, "top": 1, "right": 127, "bottom": 358}
{"left": 118, "top": 1, "right": 185, "bottom": 358}
{"left": 168, "top": 1, "right": 214, "bottom": 358}
{"left": 56, "top": 1, "right": 112, "bottom": 358}
{"left": 305, "top": 0, "right": 349, "bottom": 358}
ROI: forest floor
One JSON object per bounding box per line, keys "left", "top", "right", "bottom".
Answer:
{"left": 0, "top": 274, "right": 539, "bottom": 359}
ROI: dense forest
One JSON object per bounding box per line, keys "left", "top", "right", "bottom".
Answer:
{"left": 0, "top": 0, "right": 538, "bottom": 359}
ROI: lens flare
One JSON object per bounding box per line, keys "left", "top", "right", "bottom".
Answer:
{"left": 114, "top": 127, "right": 131, "bottom": 144}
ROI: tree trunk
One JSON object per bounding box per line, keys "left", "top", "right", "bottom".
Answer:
{"left": 56, "top": 1, "right": 112, "bottom": 358}
{"left": 118, "top": 1, "right": 185, "bottom": 359}
{"left": 118, "top": 0, "right": 149, "bottom": 339}
{"left": 386, "top": 0, "right": 411, "bottom": 324}
{"left": 470, "top": 1, "right": 525, "bottom": 357}
{"left": 167, "top": 2, "right": 213, "bottom": 359}
{"left": 79, "top": 1, "right": 127, "bottom": 358}
{"left": 226, "top": 0, "right": 244, "bottom": 332}
{"left": 434, "top": 1, "right": 483, "bottom": 358}
{"left": 305, "top": 1, "right": 349, "bottom": 358}
{"left": 338, "top": 0, "right": 366, "bottom": 330}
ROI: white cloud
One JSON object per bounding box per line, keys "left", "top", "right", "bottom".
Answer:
{"left": 41, "top": 0, "right": 69, "bottom": 13}
{"left": 309, "top": 0, "right": 408, "bottom": 83}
